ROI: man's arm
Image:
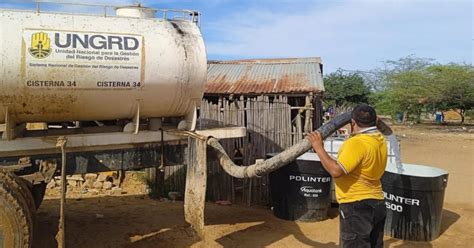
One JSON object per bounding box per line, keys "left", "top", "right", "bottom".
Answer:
{"left": 307, "top": 131, "right": 345, "bottom": 178}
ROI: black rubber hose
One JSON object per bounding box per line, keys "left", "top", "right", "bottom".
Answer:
{"left": 207, "top": 111, "right": 392, "bottom": 178}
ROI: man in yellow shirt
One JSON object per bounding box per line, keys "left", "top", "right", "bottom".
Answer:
{"left": 308, "top": 104, "right": 387, "bottom": 248}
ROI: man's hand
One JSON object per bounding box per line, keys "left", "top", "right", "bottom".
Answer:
{"left": 307, "top": 131, "right": 324, "bottom": 152}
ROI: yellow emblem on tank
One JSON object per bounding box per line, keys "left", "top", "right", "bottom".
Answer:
{"left": 29, "top": 32, "right": 52, "bottom": 59}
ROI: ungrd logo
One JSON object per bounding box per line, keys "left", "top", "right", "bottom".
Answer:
{"left": 29, "top": 32, "right": 52, "bottom": 59}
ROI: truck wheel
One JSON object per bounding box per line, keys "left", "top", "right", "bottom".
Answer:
{"left": 0, "top": 171, "right": 34, "bottom": 248}
{"left": 14, "top": 177, "right": 37, "bottom": 216}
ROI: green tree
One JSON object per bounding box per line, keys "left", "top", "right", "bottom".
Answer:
{"left": 383, "top": 55, "right": 435, "bottom": 74}
{"left": 323, "top": 70, "right": 371, "bottom": 111}
{"left": 427, "top": 64, "right": 474, "bottom": 124}
{"left": 371, "top": 56, "right": 474, "bottom": 124}
{"left": 382, "top": 69, "right": 432, "bottom": 123}
{"left": 371, "top": 56, "right": 436, "bottom": 123}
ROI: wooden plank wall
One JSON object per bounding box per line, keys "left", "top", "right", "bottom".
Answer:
{"left": 199, "top": 95, "right": 319, "bottom": 206}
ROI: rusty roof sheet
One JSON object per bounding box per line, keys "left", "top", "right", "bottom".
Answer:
{"left": 206, "top": 57, "right": 324, "bottom": 95}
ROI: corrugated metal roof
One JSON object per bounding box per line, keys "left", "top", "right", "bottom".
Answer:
{"left": 205, "top": 57, "right": 324, "bottom": 95}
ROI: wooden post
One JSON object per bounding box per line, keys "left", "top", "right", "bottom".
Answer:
{"left": 184, "top": 137, "right": 207, "bottom": 238}
{"left": 304, "top": 94, "right": 312, "bottom": 134}
{"left": 296, "top": 112, "right": 302, "bottom": 142}
{"left": 312, "top": 94, "right": 324, "bottom": 129}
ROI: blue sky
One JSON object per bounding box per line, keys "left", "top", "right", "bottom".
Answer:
{"left": 2, "top": 0, "right": 472, "bottom": 73}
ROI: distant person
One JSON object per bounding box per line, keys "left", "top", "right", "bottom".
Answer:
{"left": 324, "top": 111, "right": 331, "bottom": 121}
{"left": 435, "top": 110, "right": 443, "bottom": 124}
{"left": 307, "top": 104, "right": 388, "bottom": 248}
{"left": 328, "top": 106, "right": 335, "bottom": 118}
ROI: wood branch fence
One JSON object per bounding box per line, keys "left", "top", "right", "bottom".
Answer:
{"left": 147, "top": 94, "right": 323, "bottom": 206}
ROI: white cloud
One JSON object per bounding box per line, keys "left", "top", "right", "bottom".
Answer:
{"left": 43, "top": 0, "right": 136, "bottom": 4}
{"left": 43, "top": 0, "right": 137, "bottom": 12}
{"left": 205, "top": 0, "right": 472, "bottom": 72}
{"left": 0, "top": 0, "right": 139, "bottom": 14}
{"left": 3, "top": 0, "right": 470, "bottom": 71}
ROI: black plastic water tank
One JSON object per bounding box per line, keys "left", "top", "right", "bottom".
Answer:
{"left": 382, "top": 163, "right": 448, "bottom": 241}
{"left": 268, "top": 152, "right": 332, "bottom": 221}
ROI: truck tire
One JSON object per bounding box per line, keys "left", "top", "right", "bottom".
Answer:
{"left": 14, "top": 177, "right": 37, "bottom": 216}
{"left": 0, "top": 171, "right": 34, "bottom": 248}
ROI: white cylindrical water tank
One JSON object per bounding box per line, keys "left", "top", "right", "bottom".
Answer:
{"left": 0, "top": 7, "right": 207, "bottom": 126}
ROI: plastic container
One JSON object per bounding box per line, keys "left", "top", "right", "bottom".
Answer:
{"left": 382, "top": 163, "right": 449, "bottom": 241}
{"left": 268, "top": 152, "right": 332, "bottom": 221}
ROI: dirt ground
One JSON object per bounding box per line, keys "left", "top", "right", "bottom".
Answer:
{"left": 34, "top": 125, "right": 474, "bottom": 247}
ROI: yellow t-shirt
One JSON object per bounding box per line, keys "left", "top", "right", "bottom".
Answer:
{"left": 335, "top": 131, "right": 387, "bottom": 203}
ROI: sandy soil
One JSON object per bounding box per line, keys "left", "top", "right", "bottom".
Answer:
{"left": 33, "top": 125, "right": 474, "bottom": 247}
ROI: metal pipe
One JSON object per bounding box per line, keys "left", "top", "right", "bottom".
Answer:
{"left": 55, "top": 136, "right": 67, "bottom": 248}
{"left": 207, "top": 112, "right": 393, "bottom": 178}
{"left": 159, "top": 128, "right": 165, "bottom": 171}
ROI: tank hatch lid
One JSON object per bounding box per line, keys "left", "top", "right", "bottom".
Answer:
{"left": 115, "top": 6, "right": 156, "bottom": 18}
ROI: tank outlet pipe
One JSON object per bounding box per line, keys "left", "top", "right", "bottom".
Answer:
{"left": 207, "top": 111, "right": 393, "bottom": 178}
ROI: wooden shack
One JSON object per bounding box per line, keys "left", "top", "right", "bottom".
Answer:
{"left": 200, "top": 58, "right": 325, "bottom": 206}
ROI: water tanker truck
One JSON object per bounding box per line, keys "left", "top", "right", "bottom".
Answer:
{"left": 0, "top": 3, "right": 211, "bottom": 247}
{"left": 0, "top": 2, "right": 392, "bottom": 247}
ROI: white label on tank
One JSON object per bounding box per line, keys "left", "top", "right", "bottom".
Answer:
{"left": 383, "top": 191, "right": 420, "bottom": 213}
{"left": 300, "top": 186, "right": 322, "bottom": 198}
{"left": 289, "top": 175, "right": 331, "bottom": 183}
{"left": 23, "top": 29, "right": 143, "bottom": 89}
